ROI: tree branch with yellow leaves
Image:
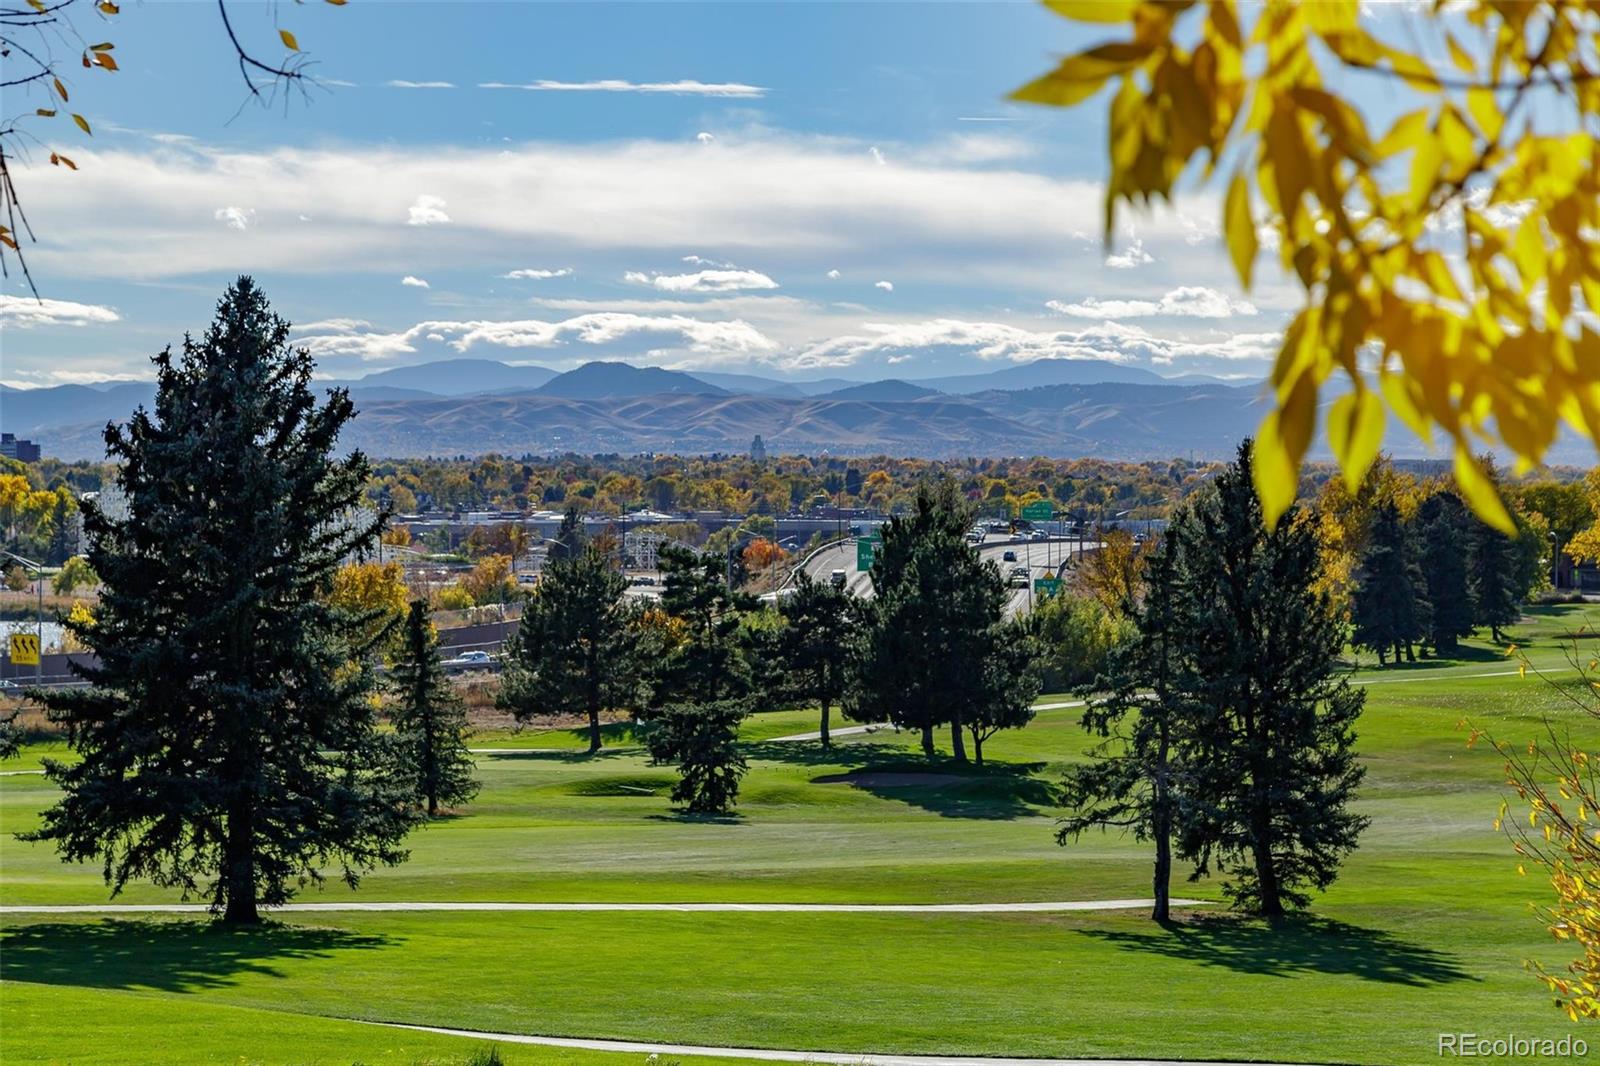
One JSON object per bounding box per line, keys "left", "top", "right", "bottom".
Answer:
{"left": 1014, "top": 0, "right": 1600, "bottom": 531}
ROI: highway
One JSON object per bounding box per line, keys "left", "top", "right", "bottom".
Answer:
{"left": 795, "top": 533, "right": 1097, "bottom": 619}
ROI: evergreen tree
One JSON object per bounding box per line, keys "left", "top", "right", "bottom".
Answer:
{"left": 653, "top": 544, "right": 754, "bottom": 705}
{"left": 850, "top": 481, "right": 1016, "bottom": 761}
{"left": 963, "top": 620, "right": 1042, "bottom": 765}
{"left": 25, "top": 278, "right": 418, "bottom": 924}
{"left": 1168, "top": 442, "right": 1368, "bottom": 916}
{"left": 499, "top": 543, "right": 639, "bottom": 753}
{"left": 1059, "top": 531, "right": 1188, "bottom": 921}
{"left": 1413, "top": 491, "right": 1475, "bottom": 655}
{"left": 391, "top": 599, "right": 478, "bottom": 816}
{"left": 1469, "top": 517, "right": 1521, "bottom": 643}
{"left": 775, "top": 571, "right": 854, "bottom": 747}
{"left": 45, "top": 494, "right": 75, "bottom": 565}
{"left": 643, "top": 699, "right": 749, "bottom": 814}
{"left": 1350, "top": 501, "right": 1427, "bottom": 665}
{"left": 547, "top": 505, "right": 586, "bottom": 563}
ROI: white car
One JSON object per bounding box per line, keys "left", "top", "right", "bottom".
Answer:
{"left": 451, "top": 650, "right": 493, "bottom": 665}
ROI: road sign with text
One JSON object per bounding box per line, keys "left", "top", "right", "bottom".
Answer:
{"left": 1033, "top": 577, "right": 1063, "bottom": 599}
{"left": 9, "top": 632, "right": 40, "bottom": 666}
{"left": 857, "top": 538, "right": 875, "bottom": 571}
{"left": 1021, "top": 501, "right": 1054, "bottom": 522}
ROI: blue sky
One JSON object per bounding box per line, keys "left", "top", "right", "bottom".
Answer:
{"left": 1, "top": 1, "right": 1303, "bottom": 388}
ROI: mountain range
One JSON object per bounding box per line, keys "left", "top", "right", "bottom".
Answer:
{"left": 0, "top": 356, "right": 1539, "bottom": 463}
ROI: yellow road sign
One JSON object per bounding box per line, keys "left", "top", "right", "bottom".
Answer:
{"left": 9, "top": 632, "right": 40, "bottom": 667}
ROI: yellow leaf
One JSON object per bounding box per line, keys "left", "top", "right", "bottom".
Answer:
{"left": 88, "top": 42, "right": 113, "bottom": 51}
{"left": 1445, "top": 33, "right": 1474, "bottom": 75}
{"left": 35, "top": 108, "right": 55, "bottom": 117}
{"left": 98, "top": 0, "right": 120, "bottom": 11}
{"left": 1468, "top": 87, "right": 1502, "bottom": 140}
{"left": 1223, "top": 168, "right": 1256, "bottom": 291}
{"left": 26, "top": 0, "right": 45, "bottom": 11}
{"left": 1010, "top": 42, "right": 1152, "bottom": 107}
{"left": 1253, "top": 373, "right": 1314, "bottom": 529}
{"left": 51, "top": 153, "right": 77, "bottom": 170}
{"left": 53, "top": 77, "right": 67, "bottom": 102}
{"left": 326, "top": 0, "right": 348, "bottom": 4}
{"left": 1326, "top": 388, "right": 1384, "bottom": 491}
{"left": 71, "top": 113, "right": 91, "bottom": 135}
{"left": 280, "top": 28, "right": 300, "bottom": 51}
{"left": 1377, "top": 109, "right": 1429, "bottom": 158}
{"left": 93, "top": 51, "right": 118, "bottom": 71}
{"left": 0, "top": 233, "right": 15, "bottom": 251}
{"left": 1043, "top": 0, "right": 1139, "bottom": 22}
{"left": 1454, "top": 445, "right": 1514, "bottom": 533}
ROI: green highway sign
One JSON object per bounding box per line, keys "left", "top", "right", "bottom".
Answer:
{"left": 1033, "top": 577, "right": 1063, "bottom": 599}
{"left": 857, "top": 537, "right": 875, "bottom": 571}
{"left": 1021, "top": 500, "right": 1054, "bottom": 522}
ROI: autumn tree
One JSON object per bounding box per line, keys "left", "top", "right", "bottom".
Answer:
{"left": 50, "top": 555, "right": 97, "bottom": 596}
{"left": 24, "top": 279, "right": 417, "bottom": 924}
{"left": 328, "top": 559, "right": 410, "bottom": 659}
{"left": 460, "top": 555, "right": 513, "bottom": 606}
{"left": 1014, "top": 1, "right": 1599, "bottom": 531}
{"left": 499, "top": 543, "right": 640, "bottom": 753}
{"left": 1077, "top": 527, "right": 1147, "bottom": 617}
{"left": 390, "top": 600, "right": 477, "bottom": 816}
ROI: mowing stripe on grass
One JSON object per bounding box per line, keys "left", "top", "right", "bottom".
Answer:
{"left": 0, "top": 898, "right": 1210, "bottom": 916}
{"left": 368, "top": 1021, "right": 1297, "bottom": 1066}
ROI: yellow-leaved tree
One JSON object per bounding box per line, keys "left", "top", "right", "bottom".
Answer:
{"left": 1014, "top": 0, "right": 1599, "bottom": 530}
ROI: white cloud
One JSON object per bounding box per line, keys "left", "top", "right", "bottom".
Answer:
{"left": 624, "top": 268, "right": 778, "bottom": 293}
{"left": 869, "top": 146, "right": 886, "bottom": 166}
{"left": 387, "top": 80, "right": 455, "bottom": 89}
{"left": 296, "top": 317, "right": 372, "bottom": 333}
{"left": 401, "top": 276, "right": 430, "bottom": 288}
{"left": 214, "top": 206, "right": 254, "bottom": 230}
{"left": 874, "top": 280, "right": 894, "bottom": 292}
{"left": 479, "top": 79, "right": 766, "bottom": 97}
{"left": 0, "top": 295, "right": 120, "bottom": 328}
{"left": 792, "top": 318, "right": 1278, "bottom": 370}
{"left": 696, "top": 132, "right": 715, "bottom": 145}
{"left": 502, "top": 268, "right": 573, "bottom": 280}
{"left": 826, "top": 269, "right": 841, "bottom": 279}
{"left": 1105, "top": 238, "right": 1153, "bottom": 269}
{"left": 293, "top": 312, "right": 777, "bottom": 363}
{"left": 14, "top": 134, "right": 1218, "bottom": 284}
{"left": 681, "top": 255, "right": 734, "bottom": 268}
{"left": 406, "top": 194, "right": 450, "bottom": 226}
{"left": 1047, "top": 286, "right": 1256, "bottom": 320}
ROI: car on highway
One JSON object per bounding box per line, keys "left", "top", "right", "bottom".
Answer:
{"left": 829, "top": 568, "right": 847, "bottom": 589}
{"left": 446, "top": 650, "right": 494, "bottom": 666}
{"left": 1008, "top": 565, "right": 1030, "bottom": 588}
{"left": 629, "top": 575, "right": 657, "bottom": 586}
{"left": 1030, "top": 529, "right": 1048, "bottom": 541}
{"left": 1001, "top": 550, "right": 1017, "bottom": 562}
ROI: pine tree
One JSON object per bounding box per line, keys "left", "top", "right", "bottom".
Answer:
{"left": 849, "top": 481, "right": 1014, "bottom": 761}
{"left": 499, "top": 543, "right": 639, "bottom": 753}
{"left": 963, "top": 620, "right": 1042, "bottom": 766}
{"left": 391, "top": 599, "right": 478, "bottom": 816}
{"left": 1413, "top": 491, "right": 1475, "bottom": 655}
{"left": 643, "top": 699, "right": 749, "bottom": 814}
{"left": 45, "top": 494, "right": 75, "bottom": 565}
{"left": 25, "top": 278, "right": 418, "bottom": 924}
{"left": 1168, "top": 442, "right": 1368, "bottom": 917}
{"left": 1469, "top": 517, "right": 1521, "bottom": 643}
{"left": 1350, "top": 501, "right": 1426, "bottom": 666}
{"left": 546, "top": 505, "right": 586, "bottom": 563}
{"left": 776, "top": 571, "right": 854, "bottom": 747}
{"left": 1059, "top": 531, "right": 1187, "bottom": 922}
{"left": 653, "top": 544, "right": 754, "bottom": 706}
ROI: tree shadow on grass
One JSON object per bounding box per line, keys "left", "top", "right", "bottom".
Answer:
{"left": 478, "top": 747, "right": 639, "bottom": 764}
{"left": 805, "top": 755, "right": 1058, "bottom": 821}
{"left": 1077, "top": 913, "right": 1476, "bottom": 986}
{"left": 740, "top": 738, "right": 910, "bottom": 769}
{"left": 0, "top": 919, "right": 396, "bottom": 994}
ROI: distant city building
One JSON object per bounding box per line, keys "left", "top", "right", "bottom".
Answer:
{"left": 749, "top": 434, "right": 766, "bottom": 463}
{"left": 0, "top": 433, "right": 41, "bottom": 463}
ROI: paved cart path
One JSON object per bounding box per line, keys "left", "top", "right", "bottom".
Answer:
{"left": 369, "top": 1022, "right": 1305, "bottom": 1066}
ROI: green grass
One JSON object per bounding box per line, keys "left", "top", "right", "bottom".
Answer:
{"left": 4, "top": 604, "right": 1600, "bottom": 1064}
